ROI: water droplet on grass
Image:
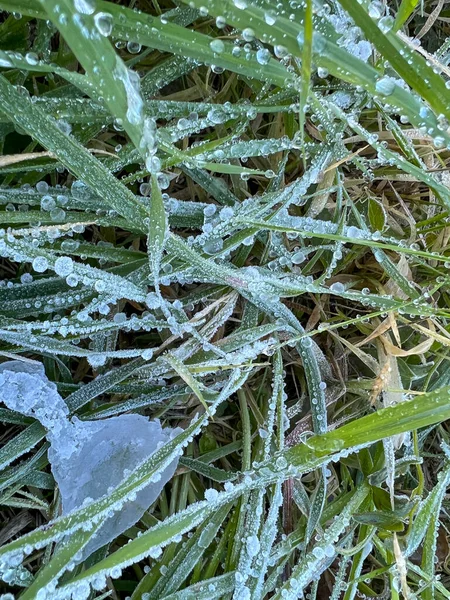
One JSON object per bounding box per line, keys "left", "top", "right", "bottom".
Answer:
{"left": 210, "top": 39, "right": 225, "bottom": 54}
{"left": 375, "top": 77, "right": 396, "bottom": 96}
{"left": 94, "top": 12, "right": 113, "bottom": 36}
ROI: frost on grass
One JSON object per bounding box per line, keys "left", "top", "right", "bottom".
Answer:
{"left": 0, "top": 360, "right": 181, "bottom": 558}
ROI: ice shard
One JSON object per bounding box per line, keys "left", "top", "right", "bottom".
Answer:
{"left": 0, "top": 360, "right": 181, "bottom": 558}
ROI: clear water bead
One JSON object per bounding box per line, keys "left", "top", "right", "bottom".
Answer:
{"left": 256, "top": 48, "right": 271, "bottom": 65}
{"left": 94, "top": 12, "right": 113, "bottom": 37}
{"left": 330, "top": 282, "right": 345, "bottom": 293}
{"left": 375, "top": 77, "right": 396, "bottom": 96}
{"left": 210, "top": 39, "right": 225, "bottom": 54}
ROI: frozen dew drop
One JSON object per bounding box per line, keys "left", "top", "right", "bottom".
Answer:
{"left": 233, "top": 0, "right": 248, "bottom": 8}
{"left": 207, "top": 107, "right": 225, "bottom": 124}
{"left": 274, "top": 45, "right": 289, "bottom": 58}
{"left": 146, "top": 292, "right": 160, "bottom": 309}
{"left": 140, "top": 182, "right": 151, "bottom": 196}
{"left": 275, "top": 456, "right": 288, "bottom": 469}
{"left": 312, "top": 546, "right": 325, "bottom": 559}
{"left": 203, "top": 204, "right": 217, "bottom": 217}
{"left": 32, "top": 256, "right": 48, "bottom": 273}
{"left": 204, "top": 488, "right": 219, "bottom": 501}
{"left": 40, "top": 195, "right": 56, "bottom": 211}
{"left": 110, "top": 566, "right": 122, "bottom": 579}
{"left": 141, "top": 348, "right": 154, "bottom": 360}
{"left": 292, "top": 251, "right": 305, "bottom": 264}
{"left": 204, "top": 238, "right": 223, "bottom": 254}
{"left": 54, "top": 256, "right": 74, "bottom": 277}
{"left": 246, "top": 534, "right": 260, "bottom": 558}
{"left": 368, "top": 0, "right": 384, "bottom": 19}
{"left": 219, "top": 206, "right": 234, "bottom": 221}
{"left": 66, "top": 274, "right": 79, "bottom": 287}
{"left": 346, "top": 225, "right": 362, "bottom": 238}
{"left": 235, "top": 572, "right": 245, "bottom": 584}
{"left": 177, "top": 118, "right": 191, "bottom": 130}
{"left": 198, "top": 527, "right": 212, "bottom": 548}
{"left": 36, "top": 181, "right": 49, "bottom": 194}
{"left": 145, "top": 155, "right": 161, "bottom": 173}
{"left": 94, "top": 279, "right": 106, "bottom": 292}
{"left": 113, "top": 312, "right": 127, "bottom": 324}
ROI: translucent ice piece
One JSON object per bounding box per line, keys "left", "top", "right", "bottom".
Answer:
{"left": 50, "top": 415, "right": 181, "bottom": 557}
{"left": 0, "top": 360, "right": 182, "bottom": 559}
{"left": 0, "top": 360, "right": 69, "bottom": 430}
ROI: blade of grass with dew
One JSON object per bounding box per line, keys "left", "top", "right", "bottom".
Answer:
{"left": 0, "top": 422, "right": 46, "bottom": 471}
{"left": 141, "top": 503, "right": 232, "bottom": 600}
{"left": 338, "top": 0, "right": 450, "bottom": 122}
{"left": 179, "top": 0, "right": 450, "bottom": 143}
{"left": 298, "top": 0, "right": 312, "bottom": 167}
{"left": 21, "top": 385, "right": 450, "bottom": 593}
{"left": 0, "top": 0, "right": 294, "bottom": 88}
{"left": 394, "top": 0, "right": 421, "bottom": 31}
{"left": 0, "top": 73, "right": 146, "bottom": 227}
{"left": 165, "top": 353, "right": 211, "bottom": 415}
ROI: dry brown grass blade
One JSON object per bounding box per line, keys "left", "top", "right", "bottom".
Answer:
{"left": 0, "top": 151, "right": 55, "bottom": 167}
